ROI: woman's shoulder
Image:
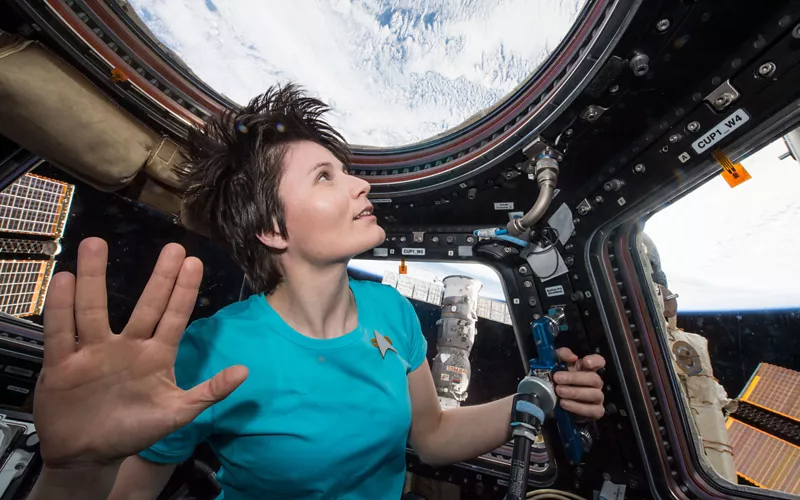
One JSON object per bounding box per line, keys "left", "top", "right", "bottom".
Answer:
{"left": 350, "top": 278, "right": 407, "bottom": 304}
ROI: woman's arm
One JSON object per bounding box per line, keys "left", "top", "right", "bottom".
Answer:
{"left": 28, "top": 456, "right": 176, "bottom": 500}
{"left": 408, "top": 349, "right": 605, "bottom": 467}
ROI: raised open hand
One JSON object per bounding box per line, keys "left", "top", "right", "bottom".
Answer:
{"left": 34, "top": 238, "right": 248, "bottom": 467}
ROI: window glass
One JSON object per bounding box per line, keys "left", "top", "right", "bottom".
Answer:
{"left": 644, "top": 138, "right": 800, "bottom": 494}
{"left": 125, "top": 0, "right": 587, "bottom": 147}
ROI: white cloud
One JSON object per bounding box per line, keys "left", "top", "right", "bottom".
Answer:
{"left": 645, "top": 139, "right": 800, "bottom": 312}
{"left": 127, "top": 0, "right": 585, "bottom": 146}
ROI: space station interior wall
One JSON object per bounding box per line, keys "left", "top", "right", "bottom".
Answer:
{"left": 637, "top": 234, "right": 738, "bottom": 483}
{"left": 0, "top": 32, "right": 187, "bottom": 205}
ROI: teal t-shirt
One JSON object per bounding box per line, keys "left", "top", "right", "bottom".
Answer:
{"left": 139, "top": 279, "right": 428, "bottom": 499}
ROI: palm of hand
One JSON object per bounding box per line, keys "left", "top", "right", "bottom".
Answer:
{"left": 34, "top": 238, "right": 247, "bottom": 468}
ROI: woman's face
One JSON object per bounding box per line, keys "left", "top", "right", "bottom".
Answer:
{"left": 269, "top": 140, "right": 386, "bottom": 264}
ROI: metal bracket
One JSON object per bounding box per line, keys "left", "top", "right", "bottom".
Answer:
{"left": 412, "top": 231, "right": 425, "bottom": 243}
{"left": 576, "top": 198, "right": 592, "bottom": 216}
{"left": 581, "top": 104, "right": 608, "bottom": 122}
{"left": 522, "top": 137, "right": 564, "bottom": 162}
{"left": 705, "top": 80, "right": 741, "bottom": 111}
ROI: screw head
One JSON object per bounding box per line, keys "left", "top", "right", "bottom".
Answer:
{"left": 503, "top": 246, "right": 513, "bottom": 253}
{"left": 793, "top": 23, "right": 800, "bottom": 39}
{"left": 518, "top": 266, "right": 528, "bottom": 274}
{"left": 656, "top": 18, "right": 670, "bottom": 32}
{"left": 578, "top": 205, "right": 590, "bottom": 215}
{"left": 400, "top": 236, "right": 406, "bottom": 242}
{"left": 715, "top": 93, "right": 733, "bottom": 107}
{"left": 687, "top": 121, "right": 700, "bottom": 132}
{"left": 595, "top": 195, "right": 604, "bottom": 204}
{"left": 669, "top": 133, "right": 681, "bottom": 143}
{"left": 585, "top": 291, "right": 592, "bottom": 298}
{"left": 633, "top": 163, "right": 646, "bottom": 173}
{"left": 586, "top": 110, "right": 598, "bottom": 120}
{"left": 523, "top": 280, "right": 533, "bottom": 288}
{"left": 431, "top": 236, "right": 439, "bottom": 243}
{"left": 528, "top": 297, "right": 537, "bottom": 307}
{"left": 533, "top": 313, "right": 541, "bottom": 320}
{"left": 758, "top": 61, "right": 776, "bottom": 78}
{"left": 466, "top": 236, "right": 475, "bottom": 243}
{"left": 565, "top": 128, "right": 574, "bottom": 136}
{"left": 584, "top": 310, "right": 590, "bottom": 317}
{"left": 609, "top": 84, "right": 620, "bottom": 94}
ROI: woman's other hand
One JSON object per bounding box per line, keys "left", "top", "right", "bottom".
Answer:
{"left": 552, "top": 348, "right": 605, "bottom": 420}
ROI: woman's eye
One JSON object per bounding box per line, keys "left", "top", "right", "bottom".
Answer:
{"left": 317, "top": 172, "right": 331, "bottom": 182}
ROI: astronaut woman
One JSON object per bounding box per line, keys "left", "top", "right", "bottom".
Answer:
{"left": 31, "top": 84, "right": 606, "bottom": 500}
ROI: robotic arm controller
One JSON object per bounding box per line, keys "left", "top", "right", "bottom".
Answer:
{"left": 505, "top": 308, "right": 594, "bottom": 500}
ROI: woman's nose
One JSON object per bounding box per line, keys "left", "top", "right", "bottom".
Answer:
{"left": 352, "top": 174, "right": 371, "bottom": 198}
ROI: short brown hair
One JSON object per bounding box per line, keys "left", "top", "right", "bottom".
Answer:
{"left": 182, "top": 83, "right": 350, "bottom": 293}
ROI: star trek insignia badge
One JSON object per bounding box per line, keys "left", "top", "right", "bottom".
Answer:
{"left": 371, "top": 330, "right": 397, "bottom": 358}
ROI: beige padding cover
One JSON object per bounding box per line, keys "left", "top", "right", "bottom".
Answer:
{"left": 0, "top": 32, "right": 156, "bottom": 191}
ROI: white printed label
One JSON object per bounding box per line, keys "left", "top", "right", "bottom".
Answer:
{"left": 494, "top": 202, "right": 514, "bottom": 210}
{"left": 545, "top": 285, "right": 565, "bottom": 297}
{"left": 691, "top": 109, "right": 750, "bottom": 154}
{"left": 6, "top": 385, "right": 29, "bottom": 394}
{"left": 371, "top": 198, "right": 392, "bottom": 204}
{"left": 678, "top": 152, "right": 690, "bottom": 163}
{"left": 401, "top": 248, "right": 425, "bottom": 256}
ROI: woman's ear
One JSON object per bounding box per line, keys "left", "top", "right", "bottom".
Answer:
{"left": 257, "top": 221, "right": 288, "bottom": 250}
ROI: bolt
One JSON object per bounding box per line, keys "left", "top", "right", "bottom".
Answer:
{"left": 523, "top": 280, "right": 533, "bottom": 288}
{"left": 595, "top": 195, "right": 604, "bottom": 204}
{"left": 586, "top": 109, "right": 598, "bottom": 121}
{"left": 669, "top": 133, "right": 681, "bottom": 143}
{"left": 533, "top": 313, "right": 542, "bottom": 320}
{"left": 528, "top": 297, "right": 537, "bottom": 307}
{"left": 757, "top": 61, "right": 776, "bottom": 78}
{"left": 633, "top": 164, "right": 645, "bottom": 173}
{"left": 564, "top": 256, "right": 575, "bottom": 266}
{"left": 687, "top": 121, "right": 700, "bottom": 133}
{"left": 519, "top": 265, "right": 528, "bottom": 274}
{"left": 660, "top": 145, "right": 669, "bottom": 153}
{"left": 604, "top": 179, "right": 623, "bottom": 191}
{"left": 466, "top": 236, "right": 475, "bottom": 243}
{"left": 715, "top": 92, "right": 733, "bottom": 108}
{"left": 793, "top": 24, "right": 800, "bottom": 39}
{"left": 431, "top": 236, "right": 439, "bottom": 243}
{"left": 446, "top": 236, "right": 455, "bottom": 244}
{"left": 629, "top": 53, "right": 650, "bottom": 77}
{"left": 503, "top": 247, "right": 513, "bottom": 254}
{"left": 609, "top": 84, "right": 619, "bottom": 94}
{"left": 656, "top": 18, "right": 670, "bottom": 32}
{"left": 578, "top": 205, "right": 590, "bottom": 215}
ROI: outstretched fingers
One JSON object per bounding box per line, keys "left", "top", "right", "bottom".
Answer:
{"left": 74, "top": 238, "right": 110, "bottom": 345}
{"left": 42, "top": 272, "right": 77, "bottom": 367}
{"left": 124, "top": 243, "right": 188, "bottom": 340}
{"left": 153, "top": 256, "right": 203, "bottom": 347}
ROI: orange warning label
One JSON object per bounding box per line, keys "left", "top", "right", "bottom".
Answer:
{"left": 712, "top": 150, "right": 751, "bottom": 188}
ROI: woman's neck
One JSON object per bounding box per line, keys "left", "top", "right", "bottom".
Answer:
{"left": 266, "top": 261, "right": 357, "bottom": 340}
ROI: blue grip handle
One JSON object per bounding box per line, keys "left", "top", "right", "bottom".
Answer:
{"left": 529, "top": 316, "right": 585, "bottom": 465}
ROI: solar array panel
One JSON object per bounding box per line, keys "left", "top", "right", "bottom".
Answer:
{"left": 0, "top": 259, "right": 54, "bottom": 317}
{"left": 381, "top": 271, "right": 512, "bottom": 325}
{"left": 0, "top": 174, "right": 74, "bottom": 238}
{"left": 740, "top": 363, "right": 800, "bottom": 422}
{"left": 727, "top": 418, "right": 800, "bottom": 494}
